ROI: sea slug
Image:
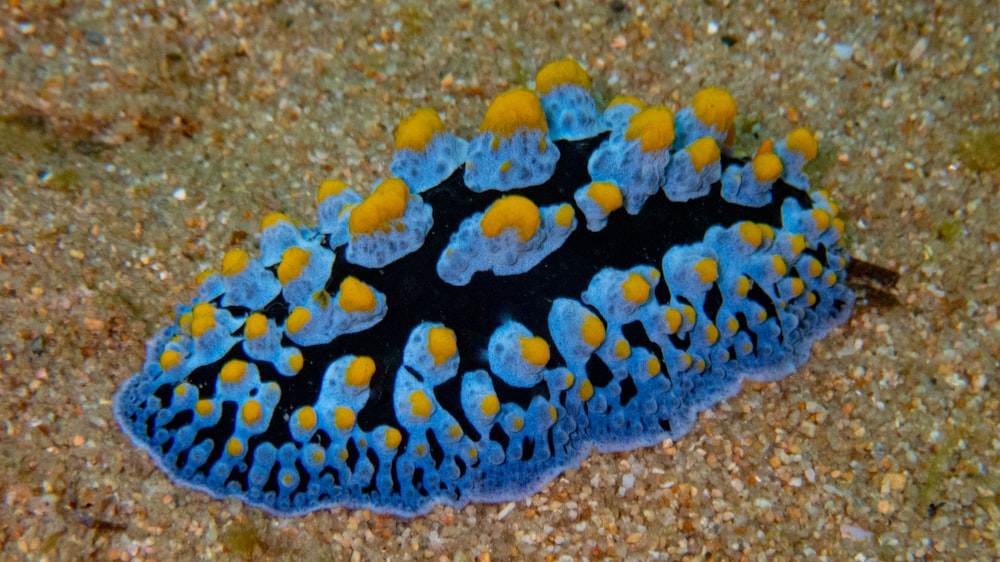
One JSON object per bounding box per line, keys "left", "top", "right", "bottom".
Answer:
{"left": 114, "top": 59, "right": 854, "bottom": 517}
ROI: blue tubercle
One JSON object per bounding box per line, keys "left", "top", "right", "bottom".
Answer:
{"left": 114, "top": 59, "right": 854, "bottom": 517}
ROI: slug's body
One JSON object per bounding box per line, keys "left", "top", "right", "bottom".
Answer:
{"left": 114, "top": 60, "right": 853, "bottom": 516}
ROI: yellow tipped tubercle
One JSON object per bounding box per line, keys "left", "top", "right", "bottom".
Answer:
{"left": 348, "top": 178, "right": 410, "bottom": 236}
{"left": 427, "top": 326, "right": 457, "bottom": 365}
{"left": 625, "top": 106, "right": 676, "bottom": 152}
{"left": 588, "top": 181, "right": 623, "bottom": 213}
{"left": 535, "top": 58, "right": 591, "bottom": 95}
{"left": 686, "top": 137, "right": 721, "bottom": 173}
{"left": 339, "top": 276, "right": 377, "bottom": 313}
{"left": 317, "top": 179, "right": 350, "bottom": 204}
{"left": 480, "top": 195, "right": 541, "bottom": 242}
{"left": 691, "top": 87, "right": 738, "bottom": 138}
{"left": 786, "top": 127, "right": 818, "bottom": 161}
{"left": 479, "top": 88, "right": 548, "bottom": 138}
{"left": 621, "top": 273, "right": 651, "bottom": 304}
{"left": 394, "top": 108, "right": 445, "bottom": 153}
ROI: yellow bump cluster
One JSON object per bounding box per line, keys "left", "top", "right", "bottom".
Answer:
{"left": 588, "top": 181, "right": 623, "bottom": 213}
{"left": 385, "top": 428, "right": 403, "bottom": 449}
{"left": 195, "top": 399, "right": 214, "bottom": 416}
{"left": 519, "top": 336, "right": 551, "bottom": 366}
{"left": 664, "top": 308, "right": 683, "bottom": 334}
{"left": 190, "top": 303, "right": 216, "bottom": 338}
{"left": 625, "top": 105, "right": 676, "bottom": 152}
{"left": 614, "top": 339, "right": 631, "bottom": 359}
{"left": 348, "top": 178, "right": 410, "bottom": 236}
{"left": 395, "top": 108, "right": 445, "bottom": 152}
{"left": 535, "top": 58, "right": 591, "bottom": 95}
{"left": 686, "top": 137, "right": 721, "bottom": 172}
{"left": 339, "top": 276, "right": 377, "bottom": 313}
{"left": 480, "top": 88, "right": 548, "bottom": 138}
{"left": 427, "top": 326, "right": 457, "bottom": 365}
{"left": 621, "top": 273, "right": 651, "bottom": 304}
{"left": 581, "top": 314, "right": 606, "bottom": 348}
{"left": 221, "top": 249, "right": 249, "bottom": 276}
{"left": 345, "top": 356, "right": 376, "bottom": 387}
{"left": 691, "top": 87, "right": 737, "bottom": 140}
{"left": 480, "top": 195, "right": 541, "bottom": 242}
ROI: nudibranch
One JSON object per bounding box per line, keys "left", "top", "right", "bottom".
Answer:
{"left": 114, "top": 59, "right": 853, "bottom": 517}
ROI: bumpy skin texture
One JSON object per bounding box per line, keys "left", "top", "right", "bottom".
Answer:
{"left": 114, "top": 60, "right": 853, "bottom": 517}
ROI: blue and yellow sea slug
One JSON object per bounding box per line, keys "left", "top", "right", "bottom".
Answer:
{"left": 114, "top": 59, "right": 854, "bottom": 517}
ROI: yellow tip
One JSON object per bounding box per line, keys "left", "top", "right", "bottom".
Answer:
{"left": 480, "top": 88, "right": 547, "bottom": 138}
{"left": 647, "top": 357, "right": 661, "bottom": 376}
{"left": 625, "top": 105, "right": 675, "bottom": 152}
{"left": 664, "top": 308, "right": 683, "bottom": 334}
{"left": 519, "top": 336, "right": 551, "bottom": 366}
{"left": 614, "top": 339, "right": 631, "bottom": 359}
{"left": 811, "top": 208, "right": 831, "bottom": 231}
{"left": 277, "top": 246, "right": 311, "bottom": 285}
{"left": 736, "top": 276, "right": 752, "bottom": 297}
{"left": 159, "top": 349, "right": 182, "bottom": 371}
{"left": 808, "top": 258, "right": 824, "bottom": 278}
{"left": 752, "top": 152, "right": 783, "bottom": 182}
{"left": 691, "top": 87, "right": 737, "bottom": 137}
{"left": 317, "top": 179, "right": 350, "bottom": 204}
{"left": 694, "top": 257, "right": 719, "bottom": 283}
{"left": 287, "top": 352, "right": 303, "bottom": 373}
{"left": 588, "top": 181, "right": 623, "bottom": 213}
{"left": 334, "top": 406, "right": 355, "bottom": 430}
{"left": 244, "top": 313, "right": 269, "bottom": 340}
{"left": 739, "top": 222, "right": 763, "bottom": 248}
{"left": 772, "top": 255, "right": 788, "bottom": 277}
{"left": 621, "top": 272, "right": 651, "bottom": 304}
{"left": 242, "top": 399, "right": 263, "bottom": 425}
{"left": 705, "top": 323, "right": 719, "bottom": 345}
{"left": 348, "top": 177, "right": 410, "bottom": 236}
{"left": 607, "top": 95, "right": 646, "bottom": 110}
{"left": 226, "top": 437, "right": 244, "bottom": 457}
{"left": 555, "top": 204, "right": 575, "bottom": 228}
{"left": 788, "top": 233, "right": 807, "bottom": 255}
{"left": 220, "top": 359, "right": 248, "bottom": 384}
{"left": 385, "top": 427, "right": 403, "bottom": 449}
{"left": 195, "top": 399, "right": 214, "bottom": 416}
{"left": 261, "top": 212, "right": 293, "bottom": 232}
{"left": 535, "top": 58, "right": 591, "bottom": 95}
{"left": 190, "top": 314, "right": 216, "bottom": 338}
{"left": 480, "top": 195, "right": 541, "bottom": 242}
{"left": 221, "top": 249, "right": 250, "bottom": 277}
{"left": 345, "top": 356, "right": 376, "bottom": 387}
{"left": 338, "top": 276, "right": 377, "bottom": 313}
{"left": 410, "top": 390, "right": 433, "bottom": 419}
{"left": 581, "top": 314, "right": 606, "bottom": 348}
{"left": 686, "top": 137, "right": 721, "bottom": 173}
{"left": 579, "top": 379, "right": 594, "bottom": 401}
{"left": 297, "top": 406, "right": 317, "bottom": 430}
{"left": 427, "top": 326, "right": 457, "bottom": 365}
{"left": 285, "top": 307, "right": 312, "bottom": 334}
{"left": 394, "top": 107, "right": 444, "bottom": 152}
{"left": 480, "top": 394, "right": 500, "bottom": 417}
{"left": 786, "top": 128, "right": 818, "bottom": 161}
